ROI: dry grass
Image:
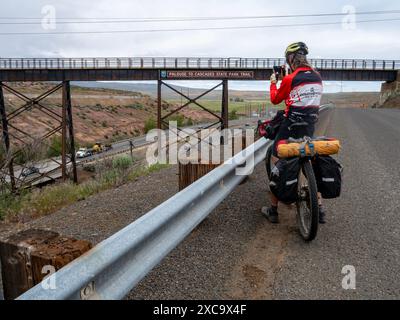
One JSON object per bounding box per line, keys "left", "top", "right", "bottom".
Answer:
{"left": 0, "top": 157, "right": 169, "bottom": 222}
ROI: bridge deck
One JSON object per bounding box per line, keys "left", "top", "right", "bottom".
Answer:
{"left": 0, "top": 57, "right": 398, "bottom": 81}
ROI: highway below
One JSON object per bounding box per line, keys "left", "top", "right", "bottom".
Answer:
{"left": 5, "top": 118, "right": 257, "bottom": 187}
{"left": 1, "top": 107, "right": 399, "bottom": 300}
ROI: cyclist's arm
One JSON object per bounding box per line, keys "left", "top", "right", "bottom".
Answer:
{"left": 270, "top": 76, "right": 291, "bottom": 105}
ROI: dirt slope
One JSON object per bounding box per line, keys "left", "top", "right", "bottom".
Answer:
{"left": 3, "top": 82, "right": 215, "bottom": 146}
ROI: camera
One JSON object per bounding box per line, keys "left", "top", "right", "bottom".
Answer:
{"left": 273, "top": 65, "right": 287, "bottom": 80}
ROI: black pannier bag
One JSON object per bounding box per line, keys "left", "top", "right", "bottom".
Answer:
{"left": 258, "top": 110, "right": 285, "bottom": 140}
{"left": 269, "top": 157, "right": 301, "bottom": 204}
{"left": 313, "top": 156, "right": 343, "bottom": 199}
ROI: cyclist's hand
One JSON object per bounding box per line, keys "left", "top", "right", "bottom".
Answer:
{"left": 270, "top": 73, "right": 277, "bottom": 84}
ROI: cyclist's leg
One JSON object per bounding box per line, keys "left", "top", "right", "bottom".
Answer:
{"left": 269, "top": 122, "right": 291, "bottom": 207}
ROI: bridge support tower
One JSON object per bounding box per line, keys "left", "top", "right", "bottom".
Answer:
{"left": 0, "top": 81, "right": 78, "bottom": 192}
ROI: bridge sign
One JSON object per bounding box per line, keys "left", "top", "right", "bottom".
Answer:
{"left": 160, "top": 70, "right": 255, "bottom": 80}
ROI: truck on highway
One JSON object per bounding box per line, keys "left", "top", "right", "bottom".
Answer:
{"left": 92, "top": 142, "right": 112, "bottom": 154}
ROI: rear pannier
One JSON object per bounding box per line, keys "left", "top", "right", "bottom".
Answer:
{"left": 312, "top": 156, "right": 343, "bottom": 199}
{"left": 269, "top": 157, "right": 301, "bottom": 204}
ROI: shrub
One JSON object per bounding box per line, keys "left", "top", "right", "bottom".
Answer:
{"left": 168, "top": 114, "right": 185, "bottom": 127}
{"left": 144, "top": 118, "right": 156, "bottom": 133}
{"left": 46, "top": 136, "right": 63, "bottom": 158}
{"left": 127, "top": 102, "right": 144, "bottom": 110}
{"left": 112, "top": 155, "right": 133, "bottom": 170}
{"left": 186, "top": 118, "right": 194, "bottom": 126}
{"left": 229, "top": 110, "right": 239, "bottom": 120}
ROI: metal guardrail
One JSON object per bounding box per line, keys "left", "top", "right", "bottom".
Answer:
{"left": 18, "top": 138, "right": 272, "bottom": 300}
{"left": 0, "top": 57, "right": 399, "bottom": 71}
{"left": 18, "top": 106, "right": 330, "bottom": 300}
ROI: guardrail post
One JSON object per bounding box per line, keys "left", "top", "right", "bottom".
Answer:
{"left": 393, "top": 61, "right": 395, "bottom": 70}
{"left": 383, "top": 61, "right": 386, "bottom": 70}
{"left": 175, "top": 58, "right": 178, "bottom": 68}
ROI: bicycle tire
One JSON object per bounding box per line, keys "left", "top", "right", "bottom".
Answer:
{"left": 265, "top": 146, "right": 273, "bottom": 180}
{"left": 296, "top": 160, "right": 319, "bottom": 242}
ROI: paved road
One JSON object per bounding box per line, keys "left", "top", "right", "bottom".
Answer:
{"left": 272, "top": 108, "right": 400, "bottom": 299}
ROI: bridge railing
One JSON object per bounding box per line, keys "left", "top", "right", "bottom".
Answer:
{"left": 0, "top": 57, "right": 398, "bottom": 71}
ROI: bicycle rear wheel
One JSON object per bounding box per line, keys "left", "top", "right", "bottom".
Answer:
{"left": 265, "top": 146, "right": 273, "bottom": 180}
{"left": 296, "top": 160, "right": 319, "bottom": 241}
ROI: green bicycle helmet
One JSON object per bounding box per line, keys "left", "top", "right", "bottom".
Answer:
{"left": 285, "top": 42, "right": 309, "bottom": 57}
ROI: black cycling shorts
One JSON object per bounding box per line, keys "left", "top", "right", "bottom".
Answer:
{"left": 272, "top": 118, "right": 315, "bottom": 157}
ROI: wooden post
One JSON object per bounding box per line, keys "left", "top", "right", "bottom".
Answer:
{"left": 178, "top": 162, "right": 220, "bottom": 191}
{"left": 0, "top": 229, "right": 92, "bottom": 300}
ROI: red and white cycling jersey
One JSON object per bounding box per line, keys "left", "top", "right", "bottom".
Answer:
{"left": 270, "top": 66, "right": 323, "bottom": 117}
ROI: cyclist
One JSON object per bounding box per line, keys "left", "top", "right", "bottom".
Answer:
{"left": 261, "top": 42, "right": 327, "bottom": 224}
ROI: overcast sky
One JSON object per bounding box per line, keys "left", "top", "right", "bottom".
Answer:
{"left": 1, "top": 0, "right": 399, "bottom": 92}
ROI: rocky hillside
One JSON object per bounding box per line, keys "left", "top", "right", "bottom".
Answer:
{"left": 3, "top": 82, "right": 215, "bottom": 146}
